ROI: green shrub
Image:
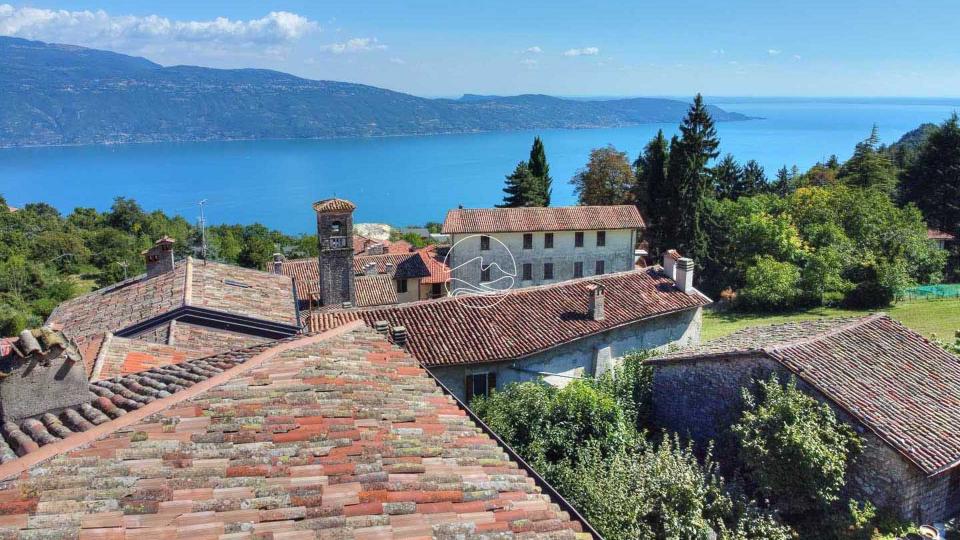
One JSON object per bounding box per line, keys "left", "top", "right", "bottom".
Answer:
{"left": 738, "top": 257, "right": 802, "bottom": 310}
{"left": 732, "top": 376, "right": 862, "bottom": 519}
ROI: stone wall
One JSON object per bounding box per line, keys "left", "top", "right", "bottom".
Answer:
{"left": 448, "top": 229, "right": 636, "bottom": 290}
{"left": 431, "top": 307, "right": 701, "bottom": 402}
{"left": 650, "top": 355, "right": 960, "bottom": 523}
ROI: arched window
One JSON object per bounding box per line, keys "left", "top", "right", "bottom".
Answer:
{"left": 331, "top": 221, "right": 342, "bottom": 234}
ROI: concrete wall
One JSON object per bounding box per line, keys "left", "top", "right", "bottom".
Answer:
{"left": 430, "top": 307, "right": 701, "bottom": 401}
{"left": 395, "top": 278, "right": 420, "bottom": 304}
{"left": 0, "top": 348, "right": 92, "bottom": 423}
{"left": 448, "top": 229, "right": 636, "bottom": 290}
{"left": 649, "top": 354, "right": 960, "bottom": 523}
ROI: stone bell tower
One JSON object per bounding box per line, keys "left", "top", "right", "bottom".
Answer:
{"left": 313, "top": 198, "right": 356, "bottom": 307}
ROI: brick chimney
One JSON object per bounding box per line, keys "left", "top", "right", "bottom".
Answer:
{"left": 272, "top": 253, "right": 284, "bottom": 274}
{"left": 0, "top": 328, "right": 91, "bottom": 426}
{"left": 587, "top": 283, "right": 605, "bottom": 321}
{"left": 143, "top": 236, "right": 175, "bottom": 278}
{"left": 662, "top": 249, "right": 680, "bottom": 282}
{"left": 675, "top": 257, "right": 695, "bottom": 294}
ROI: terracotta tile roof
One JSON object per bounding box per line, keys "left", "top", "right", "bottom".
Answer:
{"left": 442, "top": 205, "right": 645, "bottom": 234}
{"left": 418, "top": 245, "right": 451, "bottom": 285}
{"left": 928, "top": 228, "right": 956, "bottom": 241}
{"left": 47, "top": 258, "right": 298, "bottom": 347}
{"left": 650, "top": 314, "right": 960, "bottom": 476}
{"left": 352, "top": 235, "right": 413, "bottom": 255}
{"left": 0, "top": 325, "right": 591, "bottom": 538}
{"left": 355, "top": 252, "right": 430, "bottom": 279}
{"left": 275, "top": 257, "right": 321, "bottom": 302}
{"left": 355, "top": 274, "right": 399, "bottom": 307}
{"left": 89, "top": 333, "right": 195, "bottom": 380}
{"left": 307, "top": 268, "right": 711, "bottom": 367}
{"left": 312, "top": 198, "right": 357, "bottom": 212}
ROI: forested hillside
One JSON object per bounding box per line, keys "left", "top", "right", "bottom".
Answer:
{"left": 0, "top": 36, "right": 749, "bottom": 147}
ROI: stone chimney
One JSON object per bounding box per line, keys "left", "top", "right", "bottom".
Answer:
{"left": 385, "top": 262, "right": 395, "bottom": 275}
{"left": 272, "top": 253, "right": 285, "bottom": 274}
{"left": 366, "top": 243, "right": 385, "bottom": 255}
{"left": 391, "top": 326, "right": 407, "bottom": 347}
{"left": 587, "top": 283, "right": 605, "bottom": 321}
{"left": 364, "top": 262, "right": 378, "bottom": 276}
{"left": 675, "top": 257, "right": 695, "bottom": 294}
{"left": 143, "top": 236, "right": 175, "bottom": 278}
{"left": 0, "top": 328, "right": 91, "bottom": 426}
{"left": 662, "top": 249, "right": 680, "bottom": 282}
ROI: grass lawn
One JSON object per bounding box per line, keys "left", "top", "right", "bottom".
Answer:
{"left": 702, "top": 298, "right": 960, "bottom": 342}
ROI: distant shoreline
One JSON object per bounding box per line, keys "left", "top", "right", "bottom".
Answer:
{"left": 0, "top": 117, "right": 760, "bottom": 151}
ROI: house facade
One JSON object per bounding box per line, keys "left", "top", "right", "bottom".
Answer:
{"left": 648, "top": 315, "right": 960, "bottom": 524}
{"left": 308, "top": 259, "right": 710, "bottom": 403}
{"left": 441, "top": 205, "right": 644, "bottom": 290}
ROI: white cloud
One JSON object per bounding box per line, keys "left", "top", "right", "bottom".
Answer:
{"left": 389, "top": 57, "right": 406, "bottom": 65}
{"left": 712, "top": 48, "right": 726, "bottom": 55}
{"left": 0, "top": 4, "right": 318, "bottom": 47}
{"left": 524, "top": 46, "right": 542, "bottom": 54}
{"left": 768, "top": 48, "right": 782, "bottom": 56}
{"left": 319, "top": 37, "right": 387, "bottom": 54}
{"left": 562, "top": 46, "right": 599, "bottom": 57}
{"left": 792, "top": 54, "right": 802, "bottom": 61}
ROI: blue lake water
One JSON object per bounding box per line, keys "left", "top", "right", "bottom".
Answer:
{"left": 1, "top": 98, "right": 958, "bottom": 234}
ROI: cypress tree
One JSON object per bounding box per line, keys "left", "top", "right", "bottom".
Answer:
{"left": 498, "top": 161, "right": 537, "bottom": 208}
{"left": 527, "top": 136, "right": 553, "bottom": 206}
{"left": 674, "top": 94, "right": 720, "bottom": 265}
{"left": 634, "top": 130, "right": 669, "bottom": 251}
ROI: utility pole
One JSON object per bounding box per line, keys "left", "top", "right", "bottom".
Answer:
{"left": 116, "top": 260, "right": 129, "bottom": 281}
{"left": 198, "top": 199, "right": 208, "bottom": 260}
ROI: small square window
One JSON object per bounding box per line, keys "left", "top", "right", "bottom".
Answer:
{"left": 575, "top": 231, "right": 584, "bottom": 247}
{"left": 396, "top": 279, "right": 408, "bottom": 294}
{"left": 544, "top": 233, "right": 554, "bottom": 249}
{"left": 596, "top": 231, "right": 606, "bottom": 247}
{"left": 544, "top": 263, "right": 554, "bottom": 280}
{"left": 466, "top": 372, "right": 497, "bottom": 401}
{"left": 480, "top": 235, "right": 490, "bottom": 251}
{"left": 431, "top": 283, "right": 443, "bottom": 298}
{"left": 595, "top": 260, "right": 605, "bottom": 275}
{"left": 481, "top": 266, "right": 491, "bottom": 282}
{"left": 522, "top": 263, "right": 532, "bottom": 281}
{"left": 523, "top": 233, "right": 533, "bottom": 250}
{"left": 574, "top": 262, "right": 583, "bottom": 278}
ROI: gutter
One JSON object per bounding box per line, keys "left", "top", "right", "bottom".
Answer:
{"left": 421, "top": 362, "right": 604, "bottom": 539}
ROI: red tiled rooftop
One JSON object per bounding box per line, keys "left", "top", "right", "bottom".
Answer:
{"left": 355, "top": 274, "right": 399, "bottom": 307}
{"left": 47, "top": 258, "right": 298, "bottom": 347}
{"left": 312, "top": 198, "right": 357, "bottom": 212}
{"left": 650, "top": 314, "right": 960, "bottom": 476}
{"left": 927, "top": 228, "right": 956, "bottom": 241}
{"left": 308, "top": 268, "right": 710, "bottom": 367}
{"left": 418, "top": 246, "right": 451, "bottom": 285}
{"left": 0, "top": 325, "right": 592, "bottom": 538}
{"left": 442, "top": 205, "right": 645, "bottom": 234}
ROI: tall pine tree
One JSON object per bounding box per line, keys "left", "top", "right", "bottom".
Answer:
{"left": 672, "top": 94, "right": 720, "bottom": 266}
{"left": 741, "top": 160, "right": 767, "bottom": 196}
{"left": 634, "top": 130, "right": 670, "bottom": 252}
{"left": 902, "top": 113, "right": 960, "bottom": 234}
{"left": 527, "top": 136, "right": 552, "bottom": 206}
{"left": 838, "top": 125, "right": 898, "bottom": 195}
{"left": 712, "top": 154, "right": 743, "bottom": 200}
{"left": 498, "top": 162, "right": 537, "bottom": 208}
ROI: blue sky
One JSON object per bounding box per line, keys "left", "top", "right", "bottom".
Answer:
{"left": 2, "top": 1, "right": 958, "bottom": 97}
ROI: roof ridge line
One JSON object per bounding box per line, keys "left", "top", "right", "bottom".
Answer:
{"left": 0, "top": 321, "right": 364, "bottom": 481}
{"left": 763, "top": 313, "right": 888, "bottom": 353}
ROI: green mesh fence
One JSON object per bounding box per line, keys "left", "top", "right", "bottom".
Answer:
{"left": 904, "top": 283, "right": 960, "bottom": 300}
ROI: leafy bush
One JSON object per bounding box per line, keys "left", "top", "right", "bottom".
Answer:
{"left": 591, "top": 350, "right": 654, "bottom": 429}
{"left": 732, "top": 376, "right": 862, "bottom": 518}
{"left": 737, "top": 257, "right": 802, "bottom": 310}
{"left": 552, "top": 436, "right": 794, "bottom": 540}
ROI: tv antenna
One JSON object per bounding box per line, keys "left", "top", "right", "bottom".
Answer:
{"left": 198, "top": 199, "right": 208, "bottom": 260}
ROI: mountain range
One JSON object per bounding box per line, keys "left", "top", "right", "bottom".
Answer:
{"left": 0, "top": 36, "right": 750, "bottom": 148}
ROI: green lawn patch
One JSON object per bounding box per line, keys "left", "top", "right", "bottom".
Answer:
{"left": 702, "top": 298, "right": 960, "bottom": 342}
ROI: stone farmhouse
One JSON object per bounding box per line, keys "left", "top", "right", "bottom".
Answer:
{"left": 308, "top": 262, "right": 710, "bottom": 403}
{"left": 442, "top": 205, "right": 644, "bottom": 291}
{"left": 648, "top": 314, "right": 960, "bottom": 523}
